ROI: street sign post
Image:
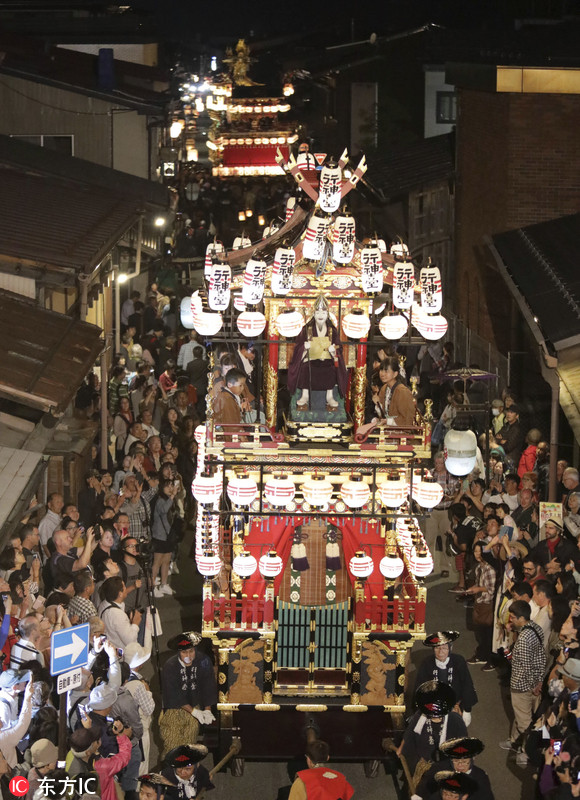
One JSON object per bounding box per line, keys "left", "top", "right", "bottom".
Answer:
{"left": 56, "top": 668, "right": 83, "bottom": 695}
{"left": 50, "top": 623, "right": 90, "bottom": 676}
{"left": 50, "top": 623, "right": 91, "bottom": 763}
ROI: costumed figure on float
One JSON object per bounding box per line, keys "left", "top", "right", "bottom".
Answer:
{"left": 287, "top": 293, "right": 347, "bottom": 417}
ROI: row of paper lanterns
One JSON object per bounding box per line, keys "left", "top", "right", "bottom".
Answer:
{"left": 181, "top": 298, "right": 447, "bottom": 343}
{"left": 192, "top": 471, "right": 444, "bottom": 510}
{"left": 197, "top": 540, "right": 433, "bottom": 580}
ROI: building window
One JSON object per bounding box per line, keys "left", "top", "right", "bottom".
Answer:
{"left": 436, "top": 92, "right": 456, "bottom": 125}
{"left": 11, "top": 134, "right": 74, "bottom": 156}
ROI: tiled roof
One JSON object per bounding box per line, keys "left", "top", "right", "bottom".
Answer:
{"left": 0, "top": 134, "right": 168, "bottom": 275}
{"left": 493, "top": 213, "right": 580, "bottom": 347}
{"left": 366, "top": 133, "right": 454, "bottom": 199}
{"left": 0, "top": 290, "right": 103, "bottom": 413}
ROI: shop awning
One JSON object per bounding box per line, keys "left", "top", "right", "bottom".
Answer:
{"left": 0, "top": 291, "right": 103, "bottom": 414}
{"left": 0, "top": 446, "right": 46, "bottom": 539}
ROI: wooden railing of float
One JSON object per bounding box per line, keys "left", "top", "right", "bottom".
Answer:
{"left": 203, "top": 594, "right": 274, "bottom": 632}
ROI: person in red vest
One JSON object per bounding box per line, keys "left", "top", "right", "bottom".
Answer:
{"left": 289, "top": 740, "right": 354, "bottom": 800}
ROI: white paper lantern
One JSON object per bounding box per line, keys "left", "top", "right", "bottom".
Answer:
{"left": 271, "top": 247, "right": 296, "bottom": 296}
{"left": 275, "top": 309, "right": 304, "bottom": 338}
{"left": 390, "top": 241, "right": 409, "bottom": 260}
{"left": 233, "top": 293, "right": 246, "bottom": 312}
{"left": 236, "top": 311, "right": 266, "bottom": 337}
{"left": 194, "top": 425, "right": 206, "bottom": 444}
{"left": 408, "top": 547, "right": 434, "bottom": 577}
{"left": 180, "top": 296, "right": 195, "bottom": 329}
{"left": 393, "top": 262, "right": 415, "bottom": 309}
{"left": 303, "top": 213, "right": 331, "bottom": 261}
{"left": 379, "top": 473, "right": 408, "bottom": 508}
{"left": 379, "top": 313, "right": 408, "bottom": 340}
{"left": 233, "top": 235, "right": 251, "bottom": 251}
{"left": 349, "top": 551, "right": 374, "bottom": 579}
{"left": 259, "top": 550, "right": 284, "bottom": 579}
{"left": 342, "top": 309, "right": 371, "bottom": 339}
{"left": 242, "top": 258, "right": 267, "bottom": 305}
{"left": 196, "top": 551, "right": 222, "bottom": 578}
{"left": 341, "top": 475, "right": 371, "bottom": 509}
{"left": 192, "top": 472, "right": 223, "bottom": 505}
{"left": 395, "top": 518, "right": 415, "bottom": 549}
{"left": 332, "top": 214, "right": 356, "bottom": 264}
{"left": 204, "top": 241, "right": 225, "bottom": 279}
{"left": 444, "top": 428, "right": 477, "bottom": 476}
{"left": 412, "top": 304, "right": 448, "bottom": 341}
{"left": 208, "top": 262, "right": 231, "bottom": 311}
{"left": 319, "top": 163, "right": 342, "bottom": 213}
{"left": 193, "top": 311, "right": 223, "bottom": 337}
{"left": 285, "top": 196, "right": 296, "bottom": 221}
{"left": 227, "top": 475, "right": 258, "bottom": 506}
{"left": 414, "top": 477, "right": 444, "bottom": 509}
{"left": 380, "top": 554, "right": 405, "bottom": 579}
{"left": 264, "top": 475, "right": 295, "bottom": 507}
{"left": 360, "top": 244, "right": 384, "bottom": 294}
{"left": 232, "top": 551, "right": 257, "bottom": 578}
{"left": 420, "top": 265, "right": 442, "bottom": 313}
{"left": 302, "top": 475, "right": 333, "bottom": 507}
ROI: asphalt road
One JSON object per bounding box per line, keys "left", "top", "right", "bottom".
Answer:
{"left": 142, "top": 536, "right": 530, "bottom": 799}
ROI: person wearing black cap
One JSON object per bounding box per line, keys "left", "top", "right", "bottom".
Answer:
{"left": 159, "top": 632, "right": 217, "bottom": 758}
{"left": 139, "top": 772, "right": 177, "bottom": 800}
{"left": 161, "top": 744, "right": 214, "bottom": 799}
{"left": 398, "top": 681, "right": 467, "bottom": 778}
{"left": 413, "top": 738, "right": 494, "bottom": 800}
{"left": 414, "top": 633, "right": 477, "bottom": 727}
{"left": 424, "top": 770, "right": 478, "bottom": 800}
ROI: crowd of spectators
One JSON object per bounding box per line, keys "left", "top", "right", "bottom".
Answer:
{"left": 4, "top": 267, "right": 580, "bottom": 800}
{"left": 0, "top": 304, "right": 227, "bottom": 799}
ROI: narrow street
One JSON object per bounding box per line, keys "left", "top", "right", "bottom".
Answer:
{"left": 144, "top": 531, "right": 522, "bottom": 798}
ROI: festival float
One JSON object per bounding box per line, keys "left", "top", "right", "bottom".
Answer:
{"left": 184, "top": 143, "right": 453, "bottom": 777}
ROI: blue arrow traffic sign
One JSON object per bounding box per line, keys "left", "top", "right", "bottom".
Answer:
{"left": 50, "top": 623, "right": 90, "bottom": 676}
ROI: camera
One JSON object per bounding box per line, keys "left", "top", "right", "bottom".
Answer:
{"left": 94, "top": 524, "right": 102, "bottom": 542}
{"left": 551, "top": 739, "right": 563, "bottom": 755}
{"left": 571, "top": 690, "right": 579, "bottom": 711}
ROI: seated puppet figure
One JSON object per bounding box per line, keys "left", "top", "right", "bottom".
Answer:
{"left": 287, "top": 294, "right": 347, "bottom": 414}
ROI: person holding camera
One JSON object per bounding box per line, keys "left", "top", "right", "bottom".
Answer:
{"left": 120, "top": 538, "right": 146, "bottom": 614}
{"left": 93, "top": 715, "right": 133, "bottom": 800}
{"left": 151, "top": 479, "right": 179, "bottom": 598}
{"left": 98, "top": 576, "right": 143, "bottom": 649}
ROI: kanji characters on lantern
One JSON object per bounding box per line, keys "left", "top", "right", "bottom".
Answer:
{"left": 242, "top": 258, "right": 267, "bottom": 305}
{"left": 420, "top": 265, "right": 443, "bottom": 312}
{"left": 332, "top": 214, "right": 356, "bottom": 264}
{"left": 303, "top": 213, "right": 331, "bottom": 261}
{"left": 318, "top": 161, "right": 342, "bottom": 212}
{"left": 360, "top": 243, "right": 384, "bottom": 293}
{"left": 271, "top": 247, "right": 296, "bottom": 295}
{"left": 393, "top": 262, "right": 415, "bottom": 309}
{"left": 208, "top": 262, "right": 231, "bottom": 311}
